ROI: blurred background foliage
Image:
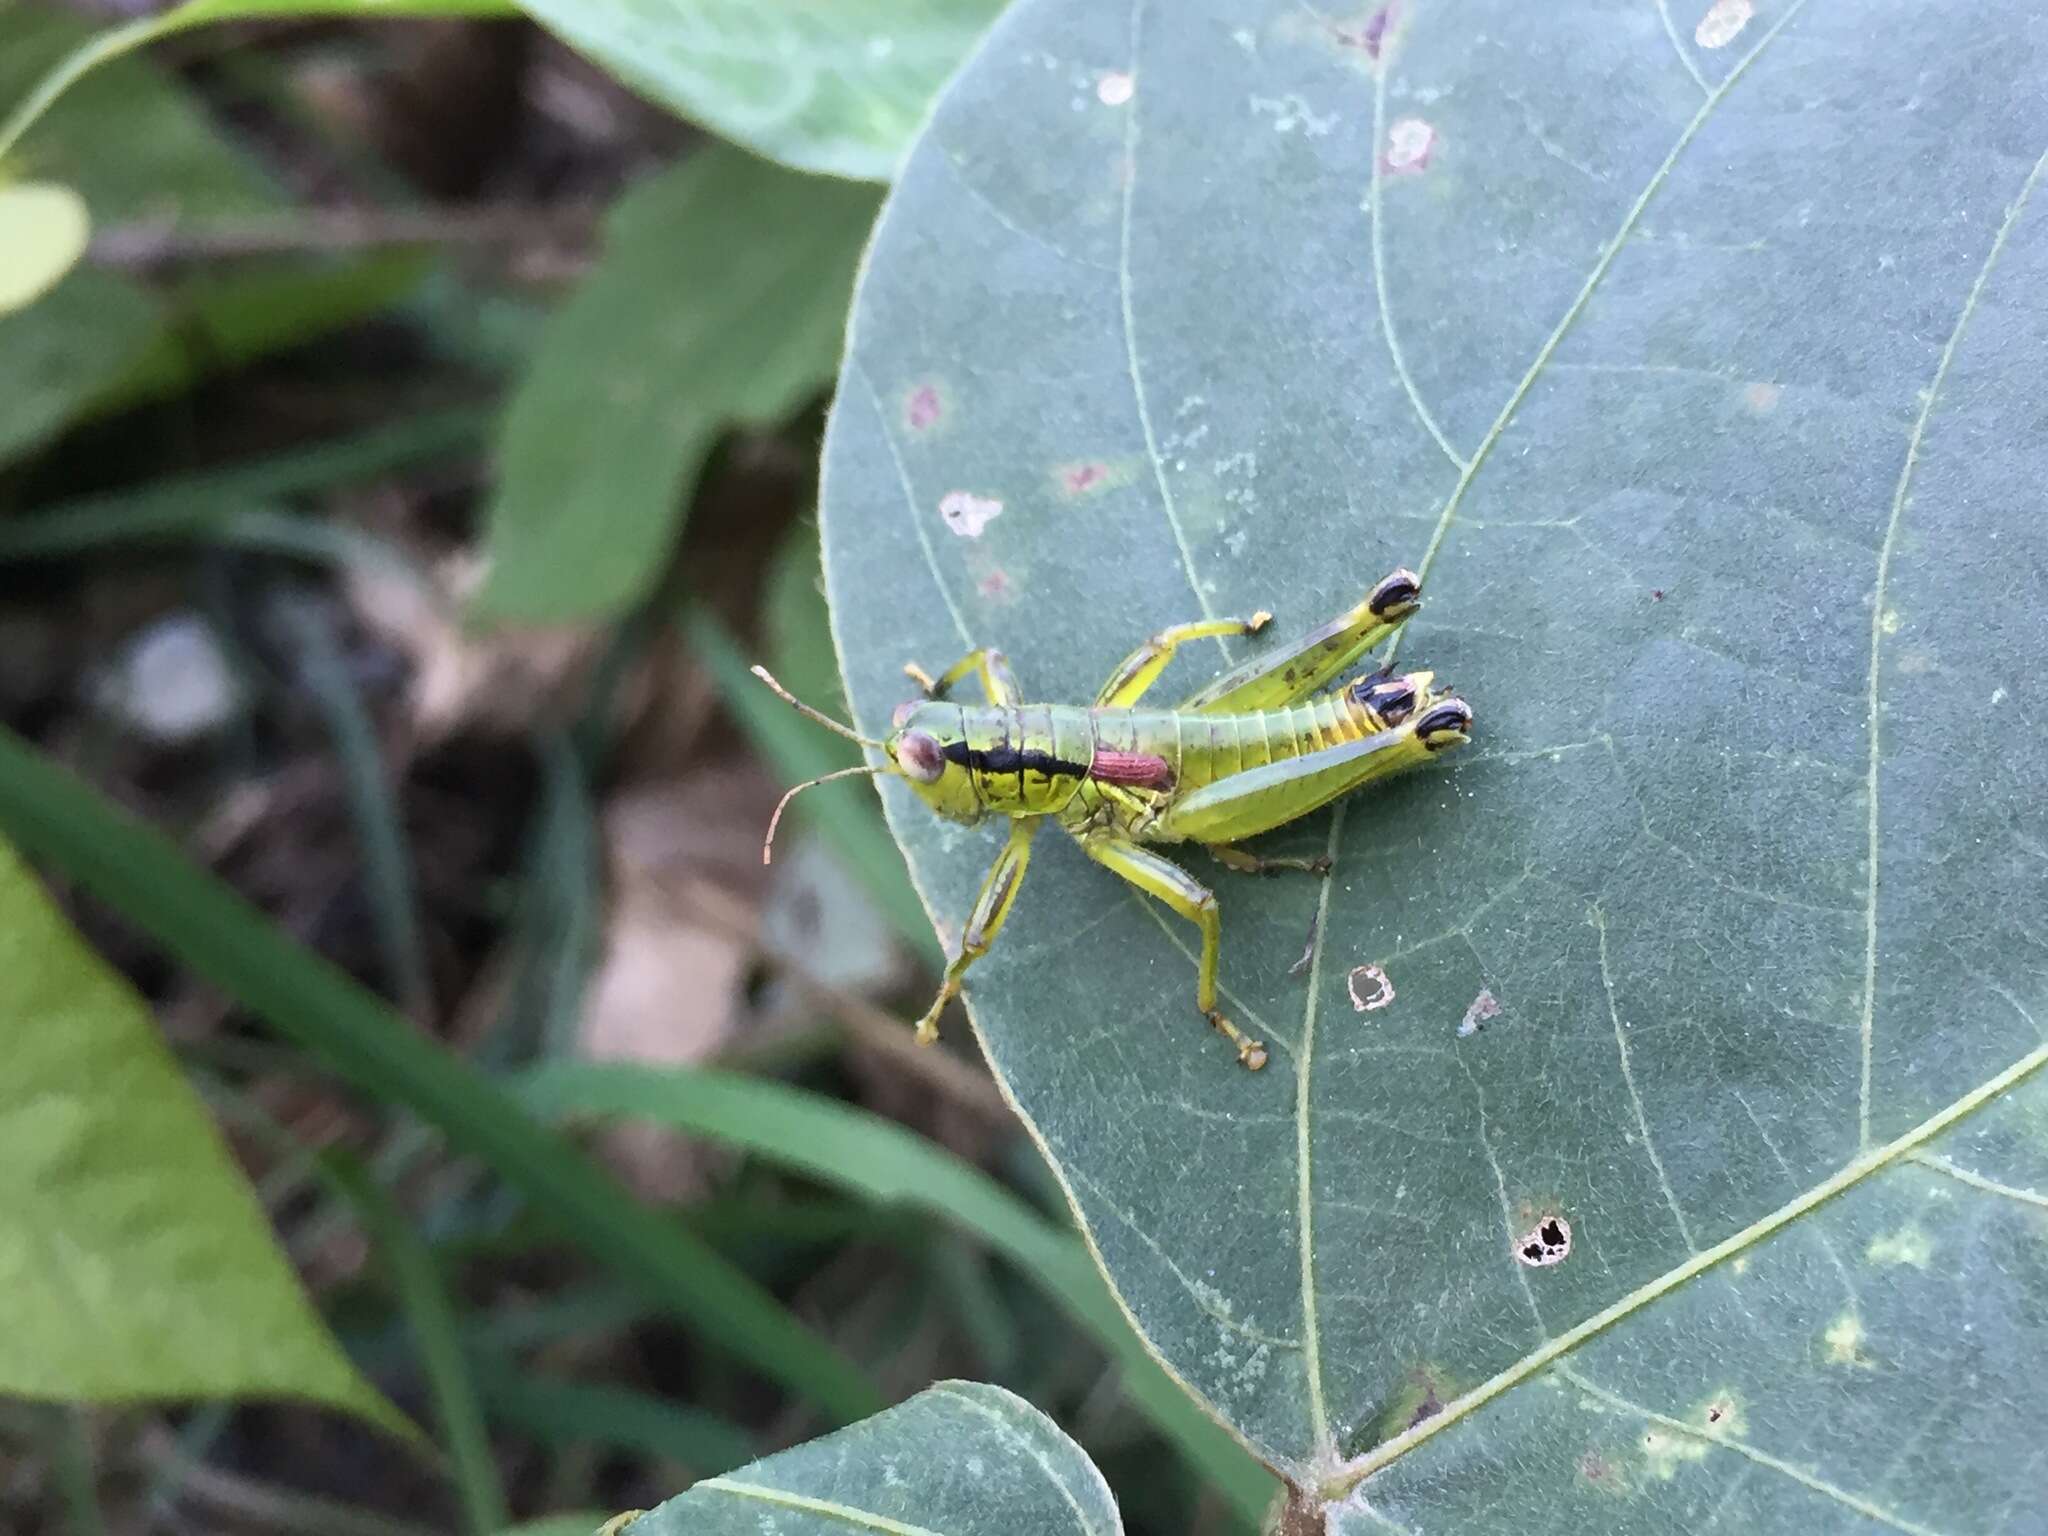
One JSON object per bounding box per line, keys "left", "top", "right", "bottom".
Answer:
{"left": 0, "top": 3, "right": 1268, "bottom": 1531}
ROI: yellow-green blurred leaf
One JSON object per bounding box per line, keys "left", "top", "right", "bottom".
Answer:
{"left": 0, "top": 836, "right": 403, "bottom": 1430}
{"left": 0, "top": 180, "right": 88, "bottom": 314}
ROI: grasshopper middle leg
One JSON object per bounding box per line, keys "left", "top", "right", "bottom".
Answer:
{"left": 1080, "top": 834, "right": 1267, "bottom": 1070}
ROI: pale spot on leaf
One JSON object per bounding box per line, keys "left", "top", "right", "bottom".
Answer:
{"left": 1097, "top": 71, "right": 1134, "bottom": 106}
{"left": 939, "top": 490, "right": 1003, "bottom": 537}
{"left": 1694, "top": 0, "right": 1754, "bottom": 49}
{"left": 1383, "top": 116, "right": 1437, "bottom": 175}
{"left": 1824, "top": 1310, "right": 1873, "bottom": 1367}
{"left": 1866, "top": 1225, "right": 1932, "bottom": 1268}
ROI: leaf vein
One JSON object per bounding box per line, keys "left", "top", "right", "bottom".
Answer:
{"left": 1390, "top": 0, "right": 1812, "bottom": 662}
{"left": 1118, "top": 0, "right": 1231, "bottom": 655}
{"left": 1861, "top": 140, "right": 2048, "bottom": 1146}
{"left": 1557, "top": 1367, "right": 1952, "bottom": 1536}
{"left": 1593, "top": 904, "right": 1698, "bottom": 1251}
{"left": 853, "top": 362, "right": 975, "bottom": 649}
{"left": 1330, "top": 1037, "right": 2048, "bottom": 1497}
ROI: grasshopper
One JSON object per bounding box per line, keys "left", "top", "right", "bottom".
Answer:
{"left": 755, "top": 569, "right": 1471, "bottom": 1070}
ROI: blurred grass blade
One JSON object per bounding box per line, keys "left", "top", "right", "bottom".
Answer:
{"left": 276, "top": 599, "right": 432, "bottom": 1017}
{"left": 0, "top": 730, "right": 883, "bottom": 1426}
{"left": 322, "top": 1150, "right": 507, "bottom": 1536}
{"left": 474, "top": 1365, "right": 753, "bottom": 1476}
{"left": 0, "top": 407, "right": 490, "bottom": 561}
{"left": 514, "top": 1062, "right": 1276, "bottom": 1526}
{"left": 686, "top": 607, "right": 936, "bottom": 962}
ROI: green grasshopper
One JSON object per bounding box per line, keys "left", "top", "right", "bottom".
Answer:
{"left": 755, "top": 568, "right": 1471, "bottom": 1070}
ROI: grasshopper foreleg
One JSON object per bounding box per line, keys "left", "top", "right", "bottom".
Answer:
{"left": 1080, "top": 834, "right": 1267, "bottom": 1070}
{"left": 905, "top": 647, "right": 1020, "bottom": 706}
{"left": 914, "top": 816, "right": 1040, "bottom": 1044}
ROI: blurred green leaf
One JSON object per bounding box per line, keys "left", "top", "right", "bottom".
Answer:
{"left": 636, "top": 1381, "right": 1117, "bottom": 1534}
{"left": 475, "top": 147, "right": 876, "bottom": 623}
{"left": 0, "top": 731, "right": 884, "bottom": 1427}
{"left": 510, "top": 0, "right": 1006, "bottom": 182}
{"left": 515, "top": 1062, "right": 1274, "bottom": 1526}
{"left": 0, "top": 5, "right": 431, "bottom": 463}
{"left": 496, "top": 1519, "right": 609, "bottom": 1536}
{"left": 0, "top": 836, "right": 402, "bottom": 1431}
{"left": 0, "top": 179, "right": 88, "bottom": 314}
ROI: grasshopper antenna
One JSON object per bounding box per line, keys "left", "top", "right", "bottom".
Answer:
{"left": 750, "top": 665, "right": 886, "bottom": 750}
{"left": 763, "top": 764, "right": 884, "bottom": 864}
{"left": 750, "top": 666, "right": 891, "bottom": 864}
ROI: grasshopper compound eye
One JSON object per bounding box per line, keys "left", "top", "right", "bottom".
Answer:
{"left": 896, "top": 730, "right": 946, "bottom": 783}
{"left": 1416, "top": 699, "right": 1473, "bottom": 751}
{"left": 1367, "top": 567, "right": 1422, "bottom": 620}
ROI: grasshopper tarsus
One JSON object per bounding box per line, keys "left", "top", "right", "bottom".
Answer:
{"left": 1207, "top": 1011, "right": 1268, "bottom": 1071}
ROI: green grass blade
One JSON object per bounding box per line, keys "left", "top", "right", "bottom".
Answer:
{"left": 0, "top": 729, "right": 882, "bottom": 1427}
{"left": 0, "top": 407, "right": 491, "bottom": 561}
{"left": 321, "top": 1150, "right": 506, "bottom": 1536}
{"left": 514, "top": 1062, "right": 1276, "bottom": 1527}
{"left": 276, "top": 599, "right": 432, "bottom": 1016}
{"left": 475, "top": 1365, "right": 753, "bottom": 1476}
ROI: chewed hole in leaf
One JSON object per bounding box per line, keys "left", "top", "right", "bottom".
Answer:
{"left": 1515, "top": 1215, "right": 1572, "bottom": 1267}
{"left": 1348, "top": 962, "right": 1395, "bottom": 1011}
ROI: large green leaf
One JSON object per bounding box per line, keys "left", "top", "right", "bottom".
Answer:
{"left": 634, "top": 1380, "right": 1118, "bottom": 1534}
{"left": 0, "top": 838, "right": 399, "bottom": 1428}
{"left": 475, "top": 148, "right": 877, "bottom": 622}
{"left": 821, "top": 0, "right": 2048, "bottom": 1528}
{"left": 510, "top": 0, "right": 1007, "bottom": 182}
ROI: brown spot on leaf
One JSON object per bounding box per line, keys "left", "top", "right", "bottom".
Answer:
{"left": 977, "top": 569, "right": 1013, "bottom": 602}
{"left": 1334, "top": 2, "right": 1399, "bottom": 59}
{"left": 1458, "top": 987, "right": 1500, "bottom": 1037}
{"left": 1742, "top": 379, "right": 1781, "bottom": 413}
{"left": 905, "top": 384, "right": 943, "bottom": 432}
{"left": 1054, "top": 459, "right": 1120, "bottom": 498}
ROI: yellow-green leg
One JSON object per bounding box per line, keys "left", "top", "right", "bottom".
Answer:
{"left": 1093, "top": 614, "right": 1272, "bottom": 707}
{"left": 904, "top": 647, "right": 1020, "bottom": 706}
{"left": 1180, "top": 567, "right": 1421, "bottom": 713}
{"left": 914, "top": 816, "right": 1040, "bottom": 1044}
{"left": 1080, "top": 834, "right": 1267, "bottom": 1070}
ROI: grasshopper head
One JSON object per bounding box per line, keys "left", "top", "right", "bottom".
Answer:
{"left": 887, "top": 699, "right": 988, "bottom": 824}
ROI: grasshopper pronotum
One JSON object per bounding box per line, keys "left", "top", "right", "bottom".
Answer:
{"left": 756, "top": 569, "right": 1471, "bottom": 1070}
